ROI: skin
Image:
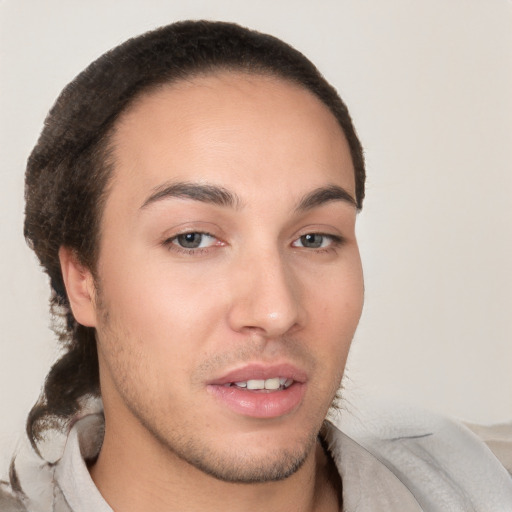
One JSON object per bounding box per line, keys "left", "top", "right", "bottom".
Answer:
{"left": 61, "top": 71, "right": 364, "bottom": 512}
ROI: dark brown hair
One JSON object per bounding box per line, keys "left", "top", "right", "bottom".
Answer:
{"left": 24, "top": 20, "right": 366, "bottom": 451}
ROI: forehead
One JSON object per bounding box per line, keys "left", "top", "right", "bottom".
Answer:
{"left": 108, "top": 71, "right": 355, "bottom": 208}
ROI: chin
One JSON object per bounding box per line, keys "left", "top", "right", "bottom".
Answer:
{"left": 177, "top": 434, "right": 318, "bottom": 483}
{"left": 147, "top": 411, "right": 321, "bottom": 484}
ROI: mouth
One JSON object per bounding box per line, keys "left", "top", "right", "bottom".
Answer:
{"left": 207, "top": 364, "right": 307, "bottom": 418}
{"left": 224, "top": 377, "right": 294, "bottom": 392}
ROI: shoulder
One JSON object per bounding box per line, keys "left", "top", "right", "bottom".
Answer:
{"left": 330, "top": 403, "right": 512, "bottom": 511}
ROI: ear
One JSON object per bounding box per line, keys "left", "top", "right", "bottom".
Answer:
{"left": 59, "top": 247, "right": 98, "bottom": 327}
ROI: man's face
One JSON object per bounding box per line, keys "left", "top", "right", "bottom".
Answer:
{"left": 89, "top": 72, "right": 364, "bottom": 482}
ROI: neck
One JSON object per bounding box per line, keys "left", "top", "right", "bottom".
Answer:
{"left": 89, "top": 417, "right": 340, "bottom": 512}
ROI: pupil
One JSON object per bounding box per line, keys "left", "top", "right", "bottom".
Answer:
{"left": 178, "top": 233, "right": 202, "bottom": 248}
{"left": 302, "top": 234, "right": 323, "bottom": 248}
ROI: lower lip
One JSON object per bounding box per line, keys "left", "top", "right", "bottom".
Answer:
{"left": 207, "top": 382, "right": 306, "bottom": 419}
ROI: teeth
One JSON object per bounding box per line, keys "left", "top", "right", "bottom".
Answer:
{"left": 233, "top": 377, "right": 293, "bottom": 390}
{"left": 247, "top": 379, "right": 265, "bottom": 390}
{"left": 264, "top": 377, "right": 280, "bottom": 390}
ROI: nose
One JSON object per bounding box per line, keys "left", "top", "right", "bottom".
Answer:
{"left": 226, "top": 248, "right": 304, "bottom": 338}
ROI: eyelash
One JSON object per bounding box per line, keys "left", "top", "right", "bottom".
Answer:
{"left": 162, "top": 231, "right": 345, "bottom": 256}
{"left": 291, "top": 233, "right": 345, "bottom": 252}
{"left": 163, "top": 231, "right": 219, "bottom": 255}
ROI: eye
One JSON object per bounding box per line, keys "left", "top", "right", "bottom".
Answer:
{"left": 171, "top": 232, "right": 217, "bottom": 249}
{"left": 292, "top": 233, "right": 341, "bottom": 249}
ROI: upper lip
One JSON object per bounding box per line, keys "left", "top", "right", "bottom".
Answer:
{"left": 208, "top": 363, "right": 308, "bottom": 386}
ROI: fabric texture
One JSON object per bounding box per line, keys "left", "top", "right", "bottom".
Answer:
{"left": 2, "top": 406, "right": 512, "bottom": 511}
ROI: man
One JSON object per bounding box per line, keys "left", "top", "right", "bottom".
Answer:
{"left": 1, "top": 20, "right": 511, "bottom": 512}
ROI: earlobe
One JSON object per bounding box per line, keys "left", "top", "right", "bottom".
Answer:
{"left": 58, "top": 247, "right": 98, "bottom": 327}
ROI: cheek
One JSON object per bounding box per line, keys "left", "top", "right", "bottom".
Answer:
{"left": 95, "top": 256, "right": 227, "bottom": 390}
{"left": 306, "top": 256, "right": 364, "bottom": 331}
{"left": 315, "top": 262, "right": 363, "bottom": 365}
{"left": 99, "top": 246, "right": 225, "bottom": 329}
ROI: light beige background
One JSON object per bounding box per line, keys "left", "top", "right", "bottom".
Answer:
{"left": 1, "top": 0, "right": 511, "bottom": 474}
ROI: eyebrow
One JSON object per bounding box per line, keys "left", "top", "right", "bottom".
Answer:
{"left": 141, "top": 181, "right": 241, "bottom": 210}
{"left": 140, "top": 181, "right": 356, "bottom": 212}
{"left": 295, "top": 184, "right": 357, "bottom": 211}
